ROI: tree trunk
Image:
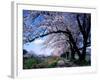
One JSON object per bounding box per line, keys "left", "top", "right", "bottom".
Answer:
{"left": 79, "top": 40, "right": 87, "bottom": 61}
{"left": 71, "top": 49, "right": 75, "bottom": 60}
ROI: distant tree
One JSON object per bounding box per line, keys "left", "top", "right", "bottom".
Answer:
{"left": 23, "top": 49, "right": 28, "bottom": 55}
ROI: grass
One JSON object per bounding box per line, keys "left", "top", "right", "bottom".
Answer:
{"left": 23, "top": 58, "right": 39, "bottom": 69}
{"left": 23, "top": 56, "right": 61, "bottom": 69}
{"left": 23, "top": 55, "right": 91, "bottom": 69}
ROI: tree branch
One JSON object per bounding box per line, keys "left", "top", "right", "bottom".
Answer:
{"left": 76, "top": 15, "right": 86, "bottom": 38}
{"left": 28, "top": 30, "right": 68, "bottom": 42}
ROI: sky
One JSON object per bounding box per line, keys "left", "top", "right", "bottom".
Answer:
{"left": 23, "top": 37, "right": 54, "bottom": 56}
{"left": 23, "top": 10, "right": 54, "bottom": 56}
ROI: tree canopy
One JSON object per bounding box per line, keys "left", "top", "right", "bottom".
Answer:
{"left": 23, "top": 10, "right": 91, "bottom": 61}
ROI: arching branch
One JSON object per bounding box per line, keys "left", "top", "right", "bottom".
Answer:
{"left": 28, "top": 30, "right": 68, "bottom": 42}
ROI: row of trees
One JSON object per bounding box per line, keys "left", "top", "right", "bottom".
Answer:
{"left": 23, "top": 10, "right": 91, "bottom": 61}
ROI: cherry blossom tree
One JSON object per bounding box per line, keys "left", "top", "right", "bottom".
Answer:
{"left": 23, "top": 10, "right": 91, "bottom": 61}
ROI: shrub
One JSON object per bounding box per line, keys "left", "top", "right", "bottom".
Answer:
{"left": 23, "top": 58, "right": 39, "bottom": 69}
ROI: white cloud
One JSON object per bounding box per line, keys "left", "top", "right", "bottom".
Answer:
{"left": 33, "top": 39, "right": 44, "bottom": 44}
{"left": 24, "top": 38, "right": 54, "bottom": 56}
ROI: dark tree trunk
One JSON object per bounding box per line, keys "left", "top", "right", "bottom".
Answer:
{"left": 68, "top": 41, "right": 75, "bottom": 60}
{"left": 71, "top": 49, "right": 75, "bottom": 60}
{"left": 80, "top": 38, "right": 87, "bottom": 61}
{"left": 80, "top": 45, "right": 86, "bottom": 61}
{"left": 67, "top": 33, "right": 81, "bottom": 59}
